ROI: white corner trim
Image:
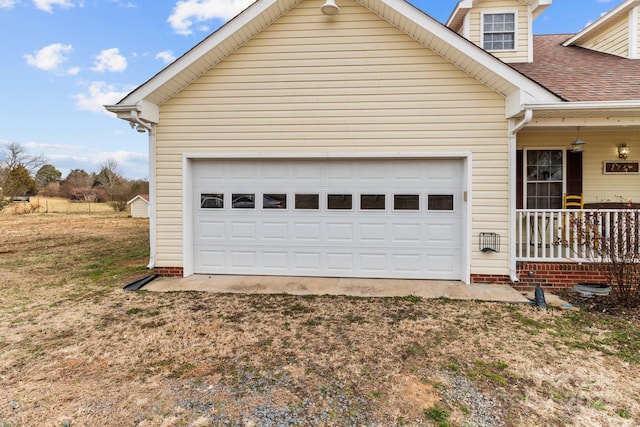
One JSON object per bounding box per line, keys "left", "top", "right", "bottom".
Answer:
{"left": 630, "top": 6, "right": 639, "bottom": 59}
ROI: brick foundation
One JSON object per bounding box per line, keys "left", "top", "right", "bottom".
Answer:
{"left": 513, "top": 262, "right": 608, "bottom": 292}
{"left": 470, "top": 274, "right": 512, "bottom": 285}
{"left": 154, "top": 267, "right": 184, "bottom": 277}
{"left": 152, "top": 265, "right": 607, "bottom": 291}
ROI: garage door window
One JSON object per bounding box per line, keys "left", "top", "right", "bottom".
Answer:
{"left": 328, "top": 194, "right": 352, "bottom": 210}
{"left": 263, "top": 194, "right": 286, "bottom": 209}
{"left": 295, "top": 194, "right": 319, "bottom": 210}
{"left": 394, "top": 194, "right": 420, "bottom": 210}
{"left": 428, "top": 195, "right": 454, "bottom": 211}
{"left": 232, "top": 194, "right": 255, "bottom": 209}
{"left": 201, "top": 193, "right": 224, "bottom": 209}
{"left": 361, "top": 194, "right": 385, "bottom": 210}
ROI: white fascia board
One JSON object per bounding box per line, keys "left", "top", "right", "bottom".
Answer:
{"left": 117, "top": 0, "right": 282, "bottom": 106}
{"left": 564, "top": 0, "right": 640, "bottom": 46}
{"left": 378, "top": 0, "right": 559, "bottom": 105}
{"left": 445, "top": 0, "right": 472, "bottom": 29}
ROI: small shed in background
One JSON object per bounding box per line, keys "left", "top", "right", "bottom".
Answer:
{"left": 127, "top": 194, "right": 149, "bottom": 218}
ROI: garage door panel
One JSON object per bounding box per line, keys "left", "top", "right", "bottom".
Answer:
{"left": 426, "top": 254, "right": 457, "bottom": 273}
{"left": 262, "top": 222, "right": 289, "bottom": 240}
{"left": 231, "top": 251, "right": 257, "bottom": 268}
{"left": 360, "top": 253, "right": 388, "bottom": 272}
{"left": 359, "top": 223, "right": 387, "bottom": 242}
{"left": 262, "top": 251, "right": 288, "bottom": 270}
{"left": 392, "top": 253, "right": 422, "bottom": 272}
{"left": 193, "top": 158, "right": 464, "bottom": 280}
{"left": 230, "top": 222, "right": 258, "bottom": 240}
{"left": 197, "top": 249, "right": 225, "bottom": 268}
{"left": 326, "top": 222, "right": 354, "bottom": 242}
{"left": 200, "top": 221, "right": 225, "bottom": 239}
{"left": 294, "top": 252, "right": 322, "bottom": 271}
{"left": 391, "top": 223, "right": 422, "bottom": 243}
{"left": 327, "top": 252, "right": 354, "bottom": 272}
{"left": 426, "top": 223, "right": 459, "bottom": 244}
{"left": 294, "top": 222, "right": 321, "bottom": 241}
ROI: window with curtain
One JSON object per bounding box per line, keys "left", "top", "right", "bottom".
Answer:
{"left": 526, "top": 150, "right": 563, "bottom": 209}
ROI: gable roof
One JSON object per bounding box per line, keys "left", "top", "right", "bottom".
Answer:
{"left": 108, "top": 0, "right": 559, "bottom": 121}
{"left": 127, "top": 194, "right": 150, "bottom": 205}
{"left": 511, "top": 34, "right": 640, "bottom": 102}
{"left": 563, "top": 0, "right": 640, "bottom": 48}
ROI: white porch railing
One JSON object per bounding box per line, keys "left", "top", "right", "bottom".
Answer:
{"left": 516, "top": 209, "right": 640, "bottom": 262}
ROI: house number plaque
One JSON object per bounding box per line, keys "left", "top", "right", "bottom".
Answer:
{"left": 603, "top": 161, "right": 640, "bottom": 174}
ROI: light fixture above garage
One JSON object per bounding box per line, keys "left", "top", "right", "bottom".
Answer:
{"left": 570, "top": 127, "right": 586, "bottom": 153}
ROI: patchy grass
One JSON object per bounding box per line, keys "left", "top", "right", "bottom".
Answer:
{"left": 1, "top": 213, "right": 640, "bottom": 426}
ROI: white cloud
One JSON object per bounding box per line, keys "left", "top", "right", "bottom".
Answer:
{"left": 72, "top": 81, "right": 132, "bottom": 114}
{"left": 155, "top": 50, "right": 176, "bottom": 64}
{"left": 168, "top": 0, "right": 255, "bottom": 35}
{"left": 0, "top": 0, "right": 17, "bottom": 9}
{"left": 33, "top": 0, "right": 74, "bottom": 13}
{"left": 67, "top": 66, "right": 80, "bottom": 75}
{"left": 24, "top": 43, "right": 73, "bottom": 71}
{"left": 91, "top": 48, "right": 127, "bottom": 73}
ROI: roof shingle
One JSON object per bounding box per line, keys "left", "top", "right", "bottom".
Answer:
{"left": 510, "top": 34, "right": 640, "bottom": 102}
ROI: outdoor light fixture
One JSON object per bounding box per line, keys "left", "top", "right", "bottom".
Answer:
{"left": 136, "top": 124, "right": 147, "bottom": 133}
{"left": 570, "top": 127, "right": 586, "bottom": 152}
{"left": 320, "top": 0, "right": 339, "bottom": 15}
{"left": 618, "top": 143, "right": 630, "bottom": 159}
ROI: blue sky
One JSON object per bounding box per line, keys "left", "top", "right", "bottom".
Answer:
{"left": 0, "top": 0, "right": 622, "bottom": 179}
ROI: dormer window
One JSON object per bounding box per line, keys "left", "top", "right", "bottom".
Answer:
{"left": 483, "top": 12, "right": 516, "bottom": 51}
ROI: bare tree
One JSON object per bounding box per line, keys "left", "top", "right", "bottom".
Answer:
{"left": 0, "top": 142, "right": 47, "bottom": 173}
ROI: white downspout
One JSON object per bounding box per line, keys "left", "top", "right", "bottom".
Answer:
{"left": 508, "top": 109, "right": 532, "bottom": 283}
{"left": 130, "top": 109, "right": 156, "bottom": 270}
{"left": 146, "top": 123, "right": 157, "bottom": 270}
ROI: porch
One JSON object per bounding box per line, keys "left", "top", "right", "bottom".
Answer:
{"left": 513, "top": 208, "right": 640, "bottom": 290}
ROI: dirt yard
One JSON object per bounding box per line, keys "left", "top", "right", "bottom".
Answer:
{"left": 1, "top": 211, "right": 639, "bottom": 426}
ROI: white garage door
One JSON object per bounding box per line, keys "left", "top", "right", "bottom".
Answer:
{"left": 193, "top": 158, "right": 465, "bottom": 280}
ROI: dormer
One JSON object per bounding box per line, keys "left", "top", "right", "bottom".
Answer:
{"left": 446, "top": 0, "right": 551, "bottom": 63}
{"left": 563, "top": 0, "right": 640, "bottom": 59}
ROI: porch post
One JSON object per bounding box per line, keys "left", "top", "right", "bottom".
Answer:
{"left": 508, "top": 110, "right": 532, "bottom": 283}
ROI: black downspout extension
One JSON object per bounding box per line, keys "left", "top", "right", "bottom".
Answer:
{"left": 123, "top": 274, "right": 158, "bottom": 291}
{"left": 534, "top": 285, "right": 547, "bottom": 309}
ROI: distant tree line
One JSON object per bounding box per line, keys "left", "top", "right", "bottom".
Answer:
{"left": 0, "top": 142, "right": 148, "bottom": 211}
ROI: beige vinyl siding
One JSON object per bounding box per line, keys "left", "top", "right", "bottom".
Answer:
{"left": 154, "top": 0, "right": 510, "bottom": 276}
{"left": 578, "top": 14, "right": 630, "bottom": 58}
{"left": 465, "top": 0, "right": 530, "bottom": 63}
{"left": 517, "top": 130, "right": 640, "bottom": 204}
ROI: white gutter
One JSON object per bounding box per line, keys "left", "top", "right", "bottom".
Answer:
{"left": 508, "top": 109, "right": 533, "bottom": 283}
{"left": 523, "top": 100, "right": 640, "bottom": 111}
